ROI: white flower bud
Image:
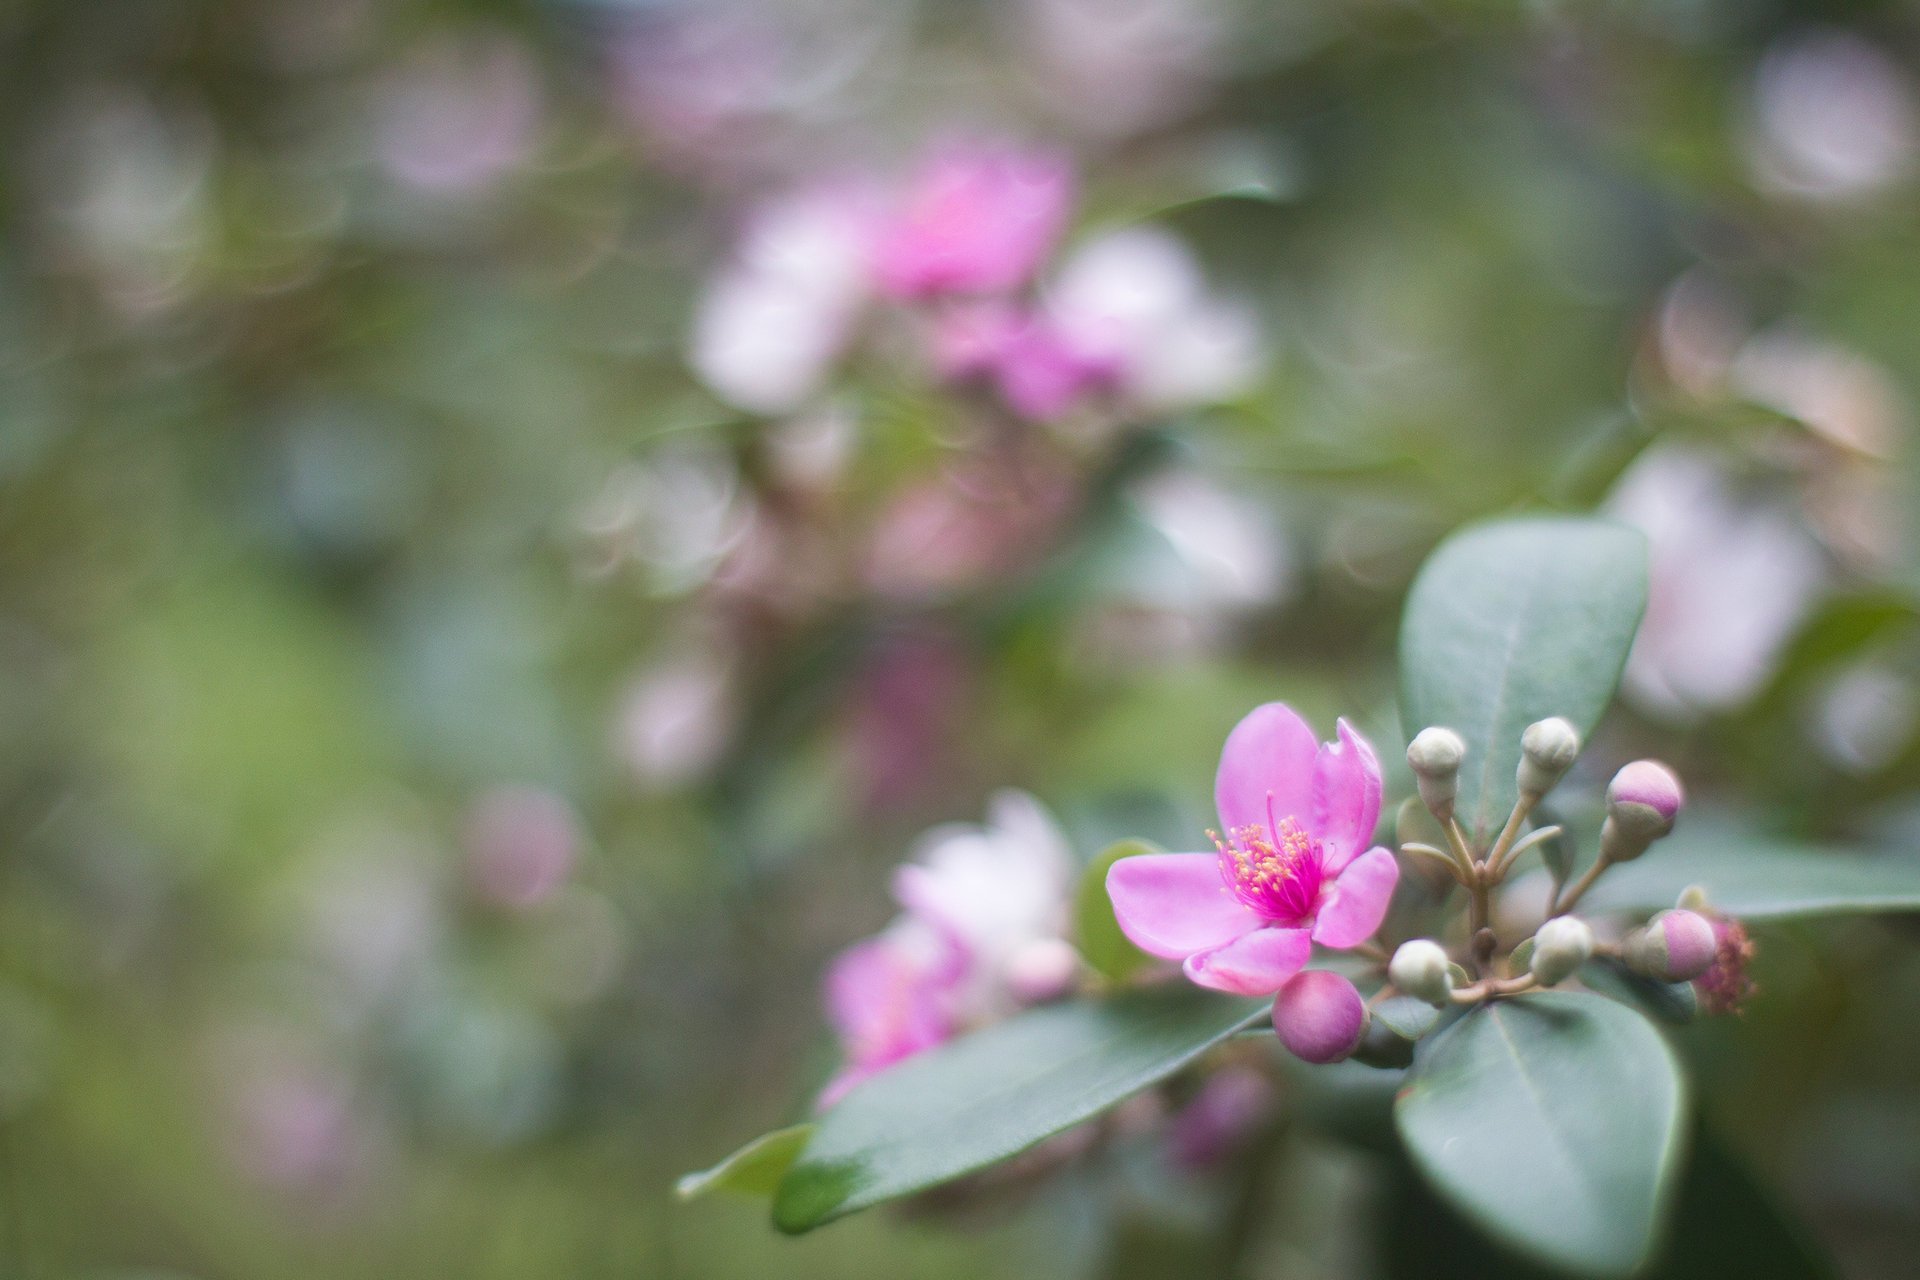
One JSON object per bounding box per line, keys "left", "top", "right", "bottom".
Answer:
{"left": 1407, "top": 727, "right": 1467, "bottom": 821}
{"left": 1389, "top": 939, "right": 1456, "bottom": 1007}
{"left": 1529, "top": 916, "right": 1594, "bottom": 986}
{"left": 1517, "top": 717, "right": 1581, "bottom": 799}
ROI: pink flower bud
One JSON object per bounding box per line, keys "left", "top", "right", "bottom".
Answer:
{"left": 1626, "top": 909, "right": 1719, "bottom": 982}
{"left": 1601, "top": 760, "right": 1685, "bottom": 861}
{"left": 1608, "top": 760, "right": 1684, "bottom": 824}
{"left": 1272, "top": 970, "right": 1366, "bottom": 1065}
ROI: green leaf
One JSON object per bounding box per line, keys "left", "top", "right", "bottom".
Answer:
{"left": 1399, "top": 517, "right": 1648, "bottom": 846}
{"left": 1374, "top": 995, "right": 1442, "bottom": 1040}
{"left": 1395, "top": 991, "right": 1688, "bottom": 1277}
{"left": 772, "top": 988, "right": 1264, "bottom": 1232}
{"left": 1581, "top": 819, "right": 1920, "bottom": 920}
{"left": 677, "top": 1124, "right": 815, "bottom": 1201}
{"left": 1507, "top": 936, "right": 1535, "bottom": 978}
{"left": 1075, "top": 839, "right": 1159, "bottom": 981}
{"left": 1583, "top": 958, "right": 1698, "bottom": 1025}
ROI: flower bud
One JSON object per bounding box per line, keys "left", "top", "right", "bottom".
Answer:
{"left": 1599, "top": 760, "right": 1684, "bottom": 862}
{"left": 1389, "top": 939, "right": 1455, "bottom": 1007}
{"left": 1407, "top": 727, "right": 1467, "bottom": 821}
{"left": 1516, "top": 717, "right": 1581, "bottom": 799}
{"left": 1273, "top": 970, "right": 1367, "bottom": 1065}
{"left": 1528, "top": 916, "right": 1594, "bottom": 986}
{"left": 1623, "top": 909, "right": 1718, "bottom": 983}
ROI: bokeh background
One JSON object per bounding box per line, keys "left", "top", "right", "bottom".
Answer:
{"left": 2, "top": 0, "right": 1919, "bottom": 1276}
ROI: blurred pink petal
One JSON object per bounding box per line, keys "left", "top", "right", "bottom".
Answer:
{"left": 877, "top": 139, "right": 1074, "bottom": 298}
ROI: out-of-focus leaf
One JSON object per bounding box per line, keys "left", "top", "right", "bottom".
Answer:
{"left": 1374, "top": 995, "right": 1441, "bottom": 1040}
{"left": 1075, "top": 840, "right": 1159, "bottom": 981}
{"left": 1507, "top": 936, "right": 1535, "bottom": 978}
{"left": 676, "top": 1125, "right": 815, "bottom": 1201}
{"left": 1381, "top": 1123, "right": 1835, "bottom": 1280}
{"left": 772, "top": 989, "right": 1265, "bottom": 1232}
{"left": 1395, "top": 992, "right": 1687, "bottom": 1277}
{"left": 1581, "top": 819, "right": 1920, "bottom": 920}
{"left": 1399, "top": 518, "right": 1648, "bottom": 846}
{"left": 1582, "top": 958, "right": 1698, "bottom": 1025}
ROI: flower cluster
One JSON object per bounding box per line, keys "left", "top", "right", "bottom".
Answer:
{"left": 819, "top": 791, "right": 1078, "bottom": 1106}
{"left": 691, "top": 137, "right": 1262, "bottom": 425}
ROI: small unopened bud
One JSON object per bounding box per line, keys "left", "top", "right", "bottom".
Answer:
{"left": 1407, "top": 727, "right": 1467, "bottom": 821}
{"left": 1389, "top": 939, "right": 1455, "bottom": 1007}
{"left": 1623, "top": 909, "right": 1718, "bottom": 983}
{"left": 1273, "top": 970, "right": 1367, "bottom": 1065}
{"left": 1529, "top": 916, "right": 1594, "bottom": 986}
{"left": 1517, "top": 718, "right": 1581, "bottom": 799}
{"left": 1599, "top": 760, "right": 1684, "bottom": 862}
{"left": 1676, "top": 884, "right": 1710, "bottom": 912}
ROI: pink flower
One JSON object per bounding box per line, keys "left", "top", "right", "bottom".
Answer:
{"left": 819, "top": 919, "right": 964, "bottom": 1109}
{"left": 1105, "top": 704, "right": 1398, "bottom": 1003}
{"left": 819, "top": 792, "right": 1080, "bottom": 1106}
{"left": 877, "top": 140, "right": 1075, "bottom": 299}
{"left": 930, "top": 301, "right": 1118, "bottom": 421}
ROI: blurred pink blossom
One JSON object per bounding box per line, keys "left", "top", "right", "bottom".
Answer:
{"left": 1167, "top": 1063, "right": 1273, "bottom": 1170}
{"left": 876, "top": 140, "right": 1075, "bottom": 299}
{"left": 929, "top": 227, "right": 1263, "bottom": 421}
{"left": 842, "top": 630, "right": 972, "bottom": 811}
{"left": 819, "top": 918, "right": 964, "bottom": 1108}
{"left": 821, "top": 791, "right": 1079, "bottom": 1106}
{"left": 376, "top": 33, "right": 540, "bottom": 196}
{"left": 1605, "top": 445, "right": 1827, "bottom": 718}
{"left": 463, "top": 785, "right": 581, "bottom": 911}
{"left": 614, "top": 648, "right": 736, "bottom": 791}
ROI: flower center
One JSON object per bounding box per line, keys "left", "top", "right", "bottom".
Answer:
{"left": 1212, "top": 814, "right": 1326, "bottom": 923}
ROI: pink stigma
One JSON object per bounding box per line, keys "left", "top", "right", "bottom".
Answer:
{"left": 1212, "top": 815, "right": 1326, "bottom": 924}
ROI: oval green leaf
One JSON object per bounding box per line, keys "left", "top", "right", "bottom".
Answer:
{"left": 1400, "top": 517, "right": 1648, "bottom": 846}
{"left": 772, "top": 988, "right": 1265, "bottom": 1232}
{"left": 1582, "top": 818, "right": 1920, "bottom": 920}
{"left": 676, "top": 1124, "right": 815, "bottom": 1201}
{"left": 1074, "top": 839, "right": 1159, "bottom": 982}
{"left": 1395, "top": 991, "right": 1688, "bottom": 1277}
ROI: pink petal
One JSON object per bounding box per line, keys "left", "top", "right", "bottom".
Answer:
{"left": 1310, "top": 719, "right": 1383, "bottom": 870}
{"left": 1181, "top": 926, "right": 1311, "bottom": 996}
{"left": 1310, "top": 847, "right": 1399, "bottom": 949}
{"left": 1272, "top": 970, "right": 1365, "bottom": 1064}
{"left": 1214, "top": 702, "right": 1319, "bottom": 838}
{"left": 1106, "top": 853, "right": 1262, "bottom": 960}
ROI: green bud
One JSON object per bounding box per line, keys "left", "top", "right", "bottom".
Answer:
{"left": 1517, "top": 717, "right": 1581, "bottom": 799}
{"left": 1529, "top": 916, "right": 1594, "bottom": 987}
{"left": 1389, "top": 939, "right": 1456, "bottom": 1006}
{"left": 1407, "top": 727, "right": 1467, "bottom": 821}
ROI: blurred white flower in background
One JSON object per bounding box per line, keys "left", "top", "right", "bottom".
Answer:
{"left": 574, "top": 449, "right": 752, "bottom": 591}
{"left": 35, "top": 87, "right": 217, "bottom": 317}
{"left": 1048, "top": 226, "right": 1265, "bottom": 414}
{"left": 892, "top": 789, "right": 1080, "bottom": 1009}
{"left": 614, "top": 647, "right": 736, "bottom": 791}
{"left": 1810, "top": 659, "right": 1919, "bottom": 775}
{"left": 1747, "top": 30, "right": 1918, "bottom": 203}
{"left": 1126, "top": 469, "right": 1293, "bottom": 613}
{"left": 690, "top": 181, "right": 880, "bottom": 414}
{"left": 1012, "top": 0, "right": 1226, "bottom": 140}
{"left": 375, "top": 31, "right": 541, "bottom": 198}
{"left": 1605, "top": 445, "right": 1827, "bottom": 719}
